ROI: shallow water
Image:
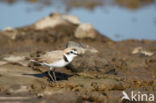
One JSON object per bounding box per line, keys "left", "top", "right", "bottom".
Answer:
{"left": 0, "top": 0, "right": 156, "bottom": 40}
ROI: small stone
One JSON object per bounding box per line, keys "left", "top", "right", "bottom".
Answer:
{"left": 37, "top": 93, "right": 44, "bottom": 98}
{"left": 3, "top": 55, "right": 25, "bottom": 62}
{"left": 2, "top": 28, "right": 17, "bottom": 40}
{"left": 34, "top": 16, "right": 67, "bottom": 30}
{"left": 74, "top": 23, "right": 98, "bottom": 39}
{"left": 132, "top": 47, "right": 154, "bottom": 56}
{"left": 62, "top": 14, "right": 81, "bottom": 24}
{"left": 34, "top": 12, "right": 80, "bottom": 30}
{"left": 3, "top": 27, "right": 15, "bottom": 32}
{"left": 0, "top": 61, "right": 7, "bottom": 65}
{"left": 2, "top": 55, "right": 28, "bottom": 66}
{"left": 5, "top": 85, "right": 29, "bottom": 95}
{"left": 66, "top": 41, "right": 98, "bottom": 54}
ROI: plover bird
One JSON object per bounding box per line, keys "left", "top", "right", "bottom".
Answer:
{"left": 31, "top": 48, "right": 79, "bottom": 82}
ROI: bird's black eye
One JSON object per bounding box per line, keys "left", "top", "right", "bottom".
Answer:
{"left": 73, "top": 49, "right": 77, "bottom": 51}
{"left": 70, "top": 51, "right": 73, "bottom": 53}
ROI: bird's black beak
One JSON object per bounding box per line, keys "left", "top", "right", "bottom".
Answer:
{"left": 74, "top": 53, "right": 80, "bottom": 56}
{"left": 77, "top": 53, "right": 82, "bottom": 56}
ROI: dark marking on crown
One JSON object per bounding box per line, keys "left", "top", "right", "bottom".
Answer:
{"left": 63, "top": 55, "right": 69, "bottom": 62}
{"left": 72, "top": 48, "right": 77, "bottom": 51}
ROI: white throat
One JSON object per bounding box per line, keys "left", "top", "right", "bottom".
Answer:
{"left": 64, "top": 54, "right": 76, "bottom": 63}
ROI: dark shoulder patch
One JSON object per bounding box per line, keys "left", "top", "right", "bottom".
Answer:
{"left": 63, "top": 55, "right": 69, "bottom": 62}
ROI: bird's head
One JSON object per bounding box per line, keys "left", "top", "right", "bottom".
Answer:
{"left": 64, "top": 48, "right": 79, "bottom": 62}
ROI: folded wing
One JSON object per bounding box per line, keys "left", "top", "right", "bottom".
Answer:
{"left": 34, "top": 50, "right": 64, "bottom": 64}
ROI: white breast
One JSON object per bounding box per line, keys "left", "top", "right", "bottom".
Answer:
{"left": 50, "top": 59, "right": 69, "bottom": 68}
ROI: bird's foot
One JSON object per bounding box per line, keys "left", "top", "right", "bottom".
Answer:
{"left": 47, "top": 78, "right": 56, "bottom": 84}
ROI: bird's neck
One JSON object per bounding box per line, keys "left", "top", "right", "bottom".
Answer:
{"left": 64, "top": 55, "right": 73, "bottom": 63}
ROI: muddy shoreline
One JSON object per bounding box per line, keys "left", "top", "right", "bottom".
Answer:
{"left": 0, "top": 13, "right": 156, "bottom": 103}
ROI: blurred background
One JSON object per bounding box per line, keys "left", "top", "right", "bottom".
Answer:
{"left": 0, "top": 0, "right": 156, "bottom": 41}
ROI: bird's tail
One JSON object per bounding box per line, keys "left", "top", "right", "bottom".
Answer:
{"left": 30, "top": 59, "right": 37, "bottom": 62}
{"left": 30, "top": 59, "right": 47, "bottom": 66}
{"left": 29, "top": 59, "right": 41, "bottom": 65}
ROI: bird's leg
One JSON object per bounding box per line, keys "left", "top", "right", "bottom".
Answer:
{"left": 48, "top": 67, "right": 55, "bottom": 82}
{"left": 52, "top": 68, "right": 57, "bottom": 81}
